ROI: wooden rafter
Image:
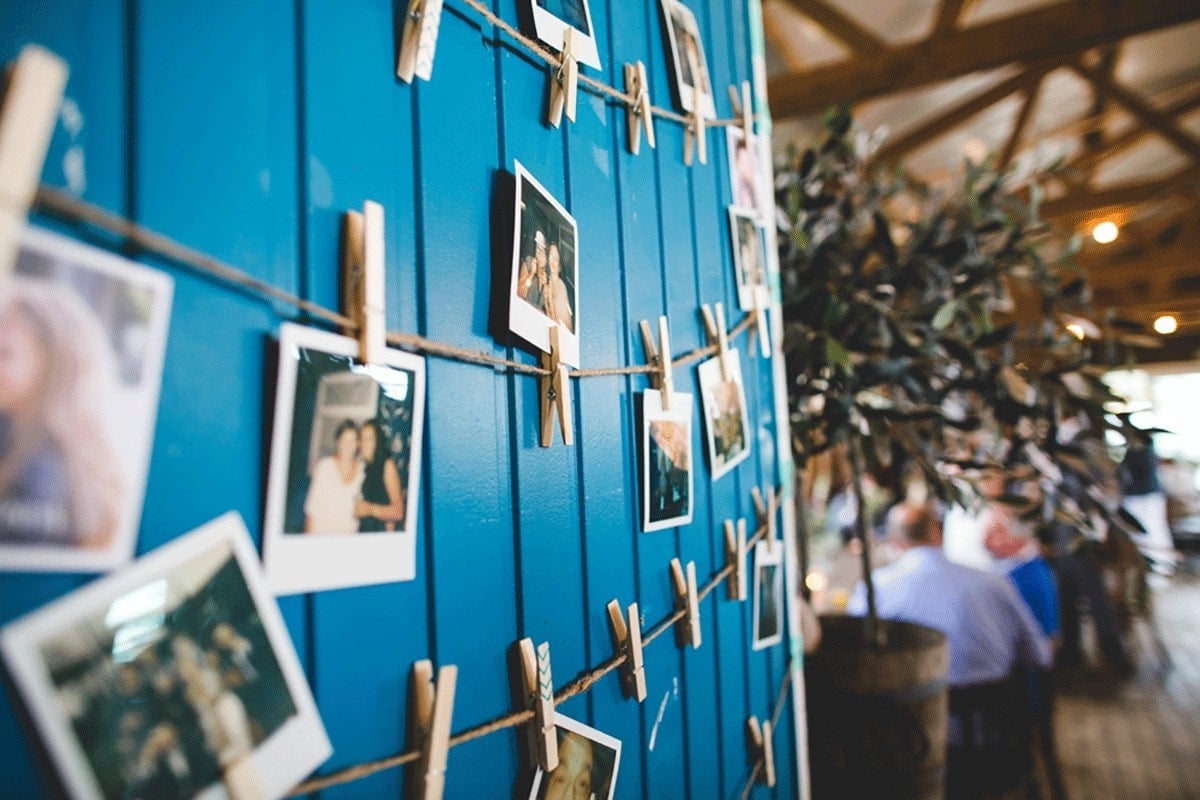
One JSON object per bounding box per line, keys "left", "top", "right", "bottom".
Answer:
{"left": 932, "top": 0, "right": 977, "bottom": 35}
{"left": 780, "top": 0, "right": 884, "bottom": 53}
{"left": 767, "top": 0, "right": 1200, "bottom": 119}
{"left": 1040, "top": 167, "right": 1200, "bottom": 219}
{"left": 1071, "top": 62, "right": 1200, "bottom": 163}
{"left": 997, "top": 75, "right": 1045, "bottom": 170}
{"left": 1082, "top": 45, "right": 1121, "bottom": 153}
{"left": 1067, "top": 88, "right": 1200, "bottom": 180}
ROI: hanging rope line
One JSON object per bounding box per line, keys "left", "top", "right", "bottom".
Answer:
{"left": 287, "top": 493, "right": 781, "bottom": 796}
{"left": 34, "top": 186, "right": 758, "bottom": 380}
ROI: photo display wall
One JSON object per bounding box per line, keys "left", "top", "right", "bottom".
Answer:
{"left": 0, "top": 0, "right": 799, "bottom": 798}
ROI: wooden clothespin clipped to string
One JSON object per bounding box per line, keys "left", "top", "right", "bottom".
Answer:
{"left": 407, "top": 660, "right": 457, "bottom": 800}
{"left": 729, "top": 80, "right": 753, "bottom": 141}
{"left": 341, "top": 200, "right": 387, "bottom": 365}
{"left": 623, "top": 61, "right": 655, "bottom": 155}
{"left": 670, "top": 558, "right": 701, "bottom": 649}
{"left": 547, "top": 28, "right": 579, "bottom": 128}
{"left": 606, "top": 600, "right": 647, "bottom": 702}
{"left": 750, "top": 290, "right": 771, "bottom": 358}
{"left": 0, "top": 46, "right": 68, "bottom": 282}
{"left": 682, "top": 49, "right": 707, "bottom": 166}
{"left": 700, "top": 302, "right": 731, "bottom": 381}
{"left": 396, "top": 0, "right": 444, "bottom": 83}
{"left": 517, "top": 638, "right": 558, "bottom": 772}
{"left": 752, "top": 486, "right": 777, "bottom": 554}
{"left": 746, "top": 716, "right": 776, "bottom": 788}
{"left": 724, "top": 519, "right": 747, "bottom": 602}
{"left": 539, "top": 325, "right": 573, "bottom": 447}
{"left": 639, "top": 316, "right": 674, "bottom": 411}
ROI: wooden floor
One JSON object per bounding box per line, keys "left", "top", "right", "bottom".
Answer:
{"left": 1052, "top": 575, "right": 1200, "bottom": 800}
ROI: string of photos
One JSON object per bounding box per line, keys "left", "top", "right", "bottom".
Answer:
{"left": 0, "top": 26, "right": 791, "bottom": 800}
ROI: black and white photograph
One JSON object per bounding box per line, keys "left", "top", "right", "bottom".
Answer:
{"left": 263, "top": 323, "right": 426, "bottom": 595}
{"left": 0, "top": 513, "right": 331, "bottom": 800}
{"left": 752, "top": 539, "right": 784, "bottom": 650}
{"left": 697, "top": 350, "right": 752, "bottom": 480}
{"left": 526, "top": 0, "right": 602, "bottom": 70}
{"left": 529, "top": 712, "right": 621, "bottom": 800}
{"left": 509, "top": 161, "right": 581, "bottom": 368}
{"left": 641, "top": 389, "right": 694, "bottom": 533}
{"left": 729, "top": 206, "right": 769, "bottom": 311}
{"left": 660, "top": 0, "right": 716, "bottom": 119}
{"left": 726, "top": 126, "right": 770, "bottom": 223}
{"left": 0, "top": 226, "right": 172, "bottom": 573}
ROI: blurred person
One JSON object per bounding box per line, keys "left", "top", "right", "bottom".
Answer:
{"left": 540, "top": 730, "right": 595, "bottom": 800}
{"left": 303, "top": 419, "right": 363, "bottom": 534}
{"left": 1119, "top": 429, "right": 1179, "bottom": 573}
{"left": 354, "top": 420, "right": 406, "bottom": 532}
{"left": 543, "top": 242, "right": 573, "bottom": 332}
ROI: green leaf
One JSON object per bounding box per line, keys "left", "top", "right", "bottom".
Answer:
{"left": 932, "top": 300, "right": 957, "bottom": 330}
{"left": 824, "top": 336, "right": 850, "bottom": 368}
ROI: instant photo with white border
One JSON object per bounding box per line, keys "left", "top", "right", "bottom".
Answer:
{"left": 0, "top": 512, "right": 332, "bottom": 800}
{"left": 509, "top": 161, "right": 581, "bottom": 368}
{"left": 728, "top": 206, "right": 770, "bottom": 311}
{"left": 752, "top": 538, "right": 784, "bottom": 651}
{"left": 659, "top": 0, "right": 717, "bottom": 119}
{"left": 529, "top": 712, "right": 622, "bottom": 800}
{"left": 526, "top": 0, "right": 602, "bottom": 70}
{"left": 0, "top": 226, "right": 173, "bottom": 573}
{"left": 263, "top": 323, "right": 426, "bottom": 595}
{"left": 641, "top": 388, "right": 694, "bottom": 533}
{"left": 697, "top": 350, "right": 752, "bottom": 480}
{"left": 726, "top": 126, "right": 771, "bottom": 224}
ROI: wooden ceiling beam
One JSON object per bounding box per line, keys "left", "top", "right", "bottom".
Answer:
{"left": 1071, "top": 63, "right": 1200, "bottom": 163}
{"left": 998, "top": 75, "right": 1045, "bottom": 170}
{"left": 1066, "top": 88, "right": 1200, "bottom": 179}
{"left": 779, "top": 0, "right": 885, "bottom": 53}
{"left": 1040, "top": 167, "right": 1200, "bottom": 219}
{"left": 767, "top": 0, "right": 1200, "bottom": 119}
{"left": 932, "top": 0, "right": 977, "bottom": 35}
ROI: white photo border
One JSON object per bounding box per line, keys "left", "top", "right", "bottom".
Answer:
{"left": 529, "top": 712, "right": 622, "bottom": 800}
{"left": 0, "top": 512, "right": 332, "bottom": 800}
{"left": 0, "top": 226, "right": 173, "bottom": 574}
{"left": 263, "top": 323, "right": 426, "bottom": 595}
{"left": 728, "top": 205, "right": 770, "bottom": 312}
{"left": 697, "top": 350, "right": 753, "bottom": 481}
{"left": 526, "top": 0, "right": 603, "bottom": 70}
{"left": 641, "top": 388, "right": 695, "bottom": 533}
{"left": 659, "top": 0, "right": 717, "bottom": 119}
{"left": 752, "top": 538, "right": 784, "bottom": 651}
{"left": 508, "top": 160, "right": 582, "bottom": 368}
{"left": 725, "top": 126, "right": 771, "bottom": 225}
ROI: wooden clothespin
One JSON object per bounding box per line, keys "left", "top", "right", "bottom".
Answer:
{"left": 539, "top": 325, "right": 573, "bottom": 447}
{"left": 407, "top": 660, "right": 457, "bottom": 800}
{"left": 396, "top": 0, "right": 444, "bottom": 83}
{"left": 0, "top": 46, "right": 68, "bottom": 282}
{"left": 699, "top": 302, "right": 730, "bottom": 381}
{"left": 750, "top": 290, "right": 770, "bottom": 358}
{"left": 517, "top": 638, "right": 558, "bottom": 773}
{"left": 341, "top": 200, "right": 387, "bottom": 365}
{"left": 670, "top": 558, "right": 701, "bottom": 649}
{"left": 624, "top": 61, "right": 655, "bottom": 155}
{"left": 752, "top": 486, "right": 777, "bottom": 554}
{"left": 547, "top": 28, "right": 579, "bottom": 128}
{"left": 682, "top": 48, "right": 707, "bottom": 166}
{"left": 606, "top": 600, "right": 647, "bottom": 702}
{"left": 728, "top": 80, "right": 753, "bottom": 140}
{"left": 746, "top": 716, "right": 776, "bottom": 788}
{"left": 639, "top": 316, "right": 674, "bottom": 411}
{"left": 223, "top": 756, "right": 266, "bottom": 800}
{"left": 724, "top": 519, "right": 747, "bottom": 601}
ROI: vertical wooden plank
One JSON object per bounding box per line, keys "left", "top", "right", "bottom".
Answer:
{"left": 297, "top": 2, "right": 427, "bottom": 797}
{"left": 414, "top": 7, "right": 520, "bottom": 798}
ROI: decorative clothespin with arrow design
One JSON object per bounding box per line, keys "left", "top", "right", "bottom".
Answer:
{"left": 517, "top": 638, "right": 558, "bottom": 773}
{"left": 547, "top": 28, "right": 579, "bottom": 128}
{"left": 396, "top": 0, "right": 444, "bottom": 83}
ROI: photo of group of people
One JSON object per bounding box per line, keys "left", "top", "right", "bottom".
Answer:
{"left": 264, "top": 324, "right": 426, "bottom": 595}
{"left": 729, "top": 207, "right": 770, "bottom": 312}
{"left": 660, "top": 0, "right": 716, "bottom": 119}
{"left": 529, "top": 713, "right": 621, "bottom": 800}
{"left": 1, "top": 514, "right": 330, "bottom": 800}
{"left": 0, "top": 228, "right": 172, "bottom": 573}
{"left": 698, "top": 351, "right": 752, "bottom": 480}
{"left": 509, "top": 162, "right": 581, "bottom": 367}
{"left": 753, "top": 540, "right": 784, "bottom": 650}
{"left": 642, "top": 389, "right": 694, "bottom": 532}
{"left": 527, "top": 0, "right": 601, "bottom": 69}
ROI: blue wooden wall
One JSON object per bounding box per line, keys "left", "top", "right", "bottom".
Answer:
{"left": 0, "top": 1, "right": 798, "bottom": 798}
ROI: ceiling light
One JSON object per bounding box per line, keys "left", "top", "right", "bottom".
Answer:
{"left": 1066, "top": 323, "right": 1085, "bottom": 340}
{"left": 1154, "top": 315, "right": 1178, "bottom": 335}
{"left": 1092, "top": 220, "right": 1119, "bottom": 244}
{"left": 805, "top": 572, "right": 828, "bottom": 593}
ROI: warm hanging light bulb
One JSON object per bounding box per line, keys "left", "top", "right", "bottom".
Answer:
{"left": 1154, "top": 315, "right": 1178, "bottom": 335}
{"left": 1066, "top": 323, "right": 1085, "bottom": 340}
{"left": 805, "top": 572, "right": 828, "bottom": 593}
{"left": 1092, "top": 220, "right": 1119, "bottom": 244}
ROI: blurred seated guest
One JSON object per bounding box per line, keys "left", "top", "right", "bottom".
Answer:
{"left": 1119, "top": 428, "right": 1180, "bottom": 574}
{"left": 848, "top": 502, "right": 1052, "bottom": 800}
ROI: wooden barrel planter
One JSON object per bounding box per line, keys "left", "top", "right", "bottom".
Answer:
{"left": 805, "top": 615, "right": 950, "bottom": 800}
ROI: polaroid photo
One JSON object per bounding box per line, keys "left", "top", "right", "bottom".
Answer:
{"left": 726, "top": 127, "right": 770, "bottom": 224}
{"left": 263, "top": 323, "right": 426, "bottom": 595}
{"left": 697, "top": 350, "right": 752, "bottom": 480}
{"left": 752, "top": 539, "right": 784, "bottom": 651}
{"left": 728, "top": 207, "right": 770, "bottom": 311}
{"left": 509, "top": 161, "right": 581, "bottom": 368}
{"left": 0, "top": 512, "right": 332, "bottom": 800}
{"left": 642, "top": 389, "right": 694, "bottom": 533}
{"left": 0, "top": 226, "right": 172, "bottom": 573}
{"left": 660, "top": 0, "right": 716, "bottom": 120}
{"left": 529, "top": 712, "right": 622, "bottom": 800}
{"left": 526, "top": 0, "right": 602, "bottom": 70}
